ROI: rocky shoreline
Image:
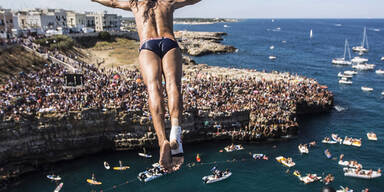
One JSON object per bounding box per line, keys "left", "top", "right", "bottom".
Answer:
{"left": 175, "top": 31, "right": 237, "bottom": 56}
{"left": 0, "top": 64, "right": 333, "bottom": 191}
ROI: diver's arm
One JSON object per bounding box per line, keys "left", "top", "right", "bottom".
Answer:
{"left": 91, "top": 0, "right": 134, "bottom": 11}
{"left": 174, "top": 0, "right": 202, "bottom": 9}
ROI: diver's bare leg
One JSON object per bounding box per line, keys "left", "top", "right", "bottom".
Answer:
{"left": 162, "top": 48, "right": 184, "bottom": 171}
{"left": 139, "top": 50, "right": 172, "bottom": 171}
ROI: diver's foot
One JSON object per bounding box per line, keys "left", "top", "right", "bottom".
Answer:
{"left": 159, "top": 140, "right": 172, "bottom": 172}
{"left": 171, "top": 156, "right": 184, "bottom": 172}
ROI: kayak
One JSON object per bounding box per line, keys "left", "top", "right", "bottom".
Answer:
{"left": 338, "top": 160, "right": 362, "bottom": 169}
{"left": 137, "top": 164, "right": 166, "bottom": 182}
{"left": 104, "top": 161, "right": 110, "bottom": 170}
{"left": 202, "top": 172, "right": 232, "bottom": 184}
{"left": 113, "top": 166, "right": 130, "bottom": 171}
{"left": 47, "top": 175, "right": 61, "bottom": 181}
{"left": 367, "top": 132, "right": 378, "bottom": 141}
{"left": 54, "top": 183, "right": 63, "bottom": 192}
{"left": 138, "top": 153, "right": 152, "bottom": 158}
{"left": 343, "top": 168, "right": 382, "bottom": 179}
{"left": 275, "top": 156, "right": 295, "bottom": 167}
{"left": 86, "top": 179, "right": 102, "bottom": 185}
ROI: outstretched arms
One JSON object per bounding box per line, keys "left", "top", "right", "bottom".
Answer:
{"left": 91, "top": 0, "right": 135, "bottom": 11}
{"left": 174, "top": 0, "right": 202, "bottom": 9}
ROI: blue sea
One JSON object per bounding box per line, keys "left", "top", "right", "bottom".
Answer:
{"left": 10, "top": 19, "right": 384, "bottom": 192}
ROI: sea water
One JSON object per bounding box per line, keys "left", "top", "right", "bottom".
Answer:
{"left": 10, "top": 19, "right": 384, "bottom": 192}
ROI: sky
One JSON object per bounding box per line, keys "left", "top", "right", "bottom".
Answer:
{"left": 0, "top": 0, "right": 383, "bottom": 18}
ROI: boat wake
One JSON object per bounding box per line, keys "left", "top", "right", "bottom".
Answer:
{"left": 334, "top": 105, "right": 347, "bottom": 112}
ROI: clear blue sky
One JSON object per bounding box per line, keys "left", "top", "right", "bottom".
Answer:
{"left": 0, "top": 0, "right": 383, "bottom": 18}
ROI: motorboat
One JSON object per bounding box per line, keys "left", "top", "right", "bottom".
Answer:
{"left": 299, "top": 174, "right": 322, "bottom": 184}
{"left": 113, "top": 160, "right": 130, "bottom": 171}
{"left": 47, "top": 175, "right": 61, "bottom": 181}
{"left": 338, "top": 160, "right": 363, "bottom": 169}
{"left": 224, "top": 144, "right": 244, "bottom": 152}
{"left": 351, "top": 56, "right": 368, "bottom": 64}
{"left": 275, "top": 156, "right": 295, "bottom": 167}
{"left": 361, "top": 87, "right": 373, "bottom": 92}
{"left": 298, "top": 144, "right": 309, "bottom": 154}
{"left": 138, "top": 163, "right": 167, "bottom": 182}
{"left": 352, "top": 27, "right": 369, "bottom": 53}
{"left": 344, "top": 168, "right": 382, "bottom": 179}
{"left": 338, "top": 72, "right": 352, "bottom": 78}
{"left": 332, "top": 39, "right": 352, "bottom": 65}
{"left": 367, "top": 132, "right": 377, "bottom": 141}
{"left": 339, "top": 79, "right": 352, "bottom": 85}
{"left": 382, "top": 91, "right": 384, "bottom": 96}
{"left": 269, "top": 55, "right": 277, "bottom": 60}
{"left": 352, "top": 64, "right": 375, "bottom": 70}
{"left": 344, "top": 70, "right": 358, "bottom": 75}
{"left": 375, "top": 69, "right": 384, "bottom": 74}
{"left": 202, "top": 168, "right": 232, "bottom": 184}
{"left": 381, "top": 56, "right": 384, "bottom": 61}
{"left": 336, "top": 186, "right": 353, "bottom": 192}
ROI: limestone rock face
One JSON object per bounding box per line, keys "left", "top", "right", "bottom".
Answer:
{"left": 175, "top": 31, "right": 237, "bottom": 56}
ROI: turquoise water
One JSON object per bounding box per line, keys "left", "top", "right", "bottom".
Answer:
{"left": 10, "top": 19, "right": 384, "bottom": 192}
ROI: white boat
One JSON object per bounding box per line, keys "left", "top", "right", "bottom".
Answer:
{"left": 337, "top": 72, "right": 352, "bottom": 78}
{"left": 344, "top": 70, "right": 358, "bottom": 75}
{"left": 338, "top": 160, "right": 362, "bottom": 169}
{"left": 202, "top": 171, "right": 232, "bottom": 184}
{"left": 381, "top": 56, "right": 384, "bottom": 61}
{"left": 322, "top": 139, "right": 337, "bottom": 144}
{"left": 47, "top": 175, "right": 61, "bottom": 181}
{"left": 270, "top": 45, "right": 275, "bottom": 50}
{"left": 54, "top": 183, "right": 64, "bottom": 192}
{"left": 137, "top": 164, "right": 167, "bottom": 182}
{"left": 298, "top": 145, "right": 309, "bottom": 154}
{"left": 352, "top": 27, "right": 369, "bottom": 53}
{"left": 367, "top": 132, "right": 378, "bottom": 141}
{"left": 375, "top": 69, "right": 384, "bottom": 74}
{"left": 224, "top": 144, "right": 244, "bottom": 152}
{"left": 352, "top": 64, "right": 375, "bottom": 70}
{"left": 299, "top": 174, "right": 322, "bottom": 184}
{"left": 337, "top": 186, "right": 354, "bottom": 192}
{"left": 275, "top": 156, "right": 295, "bottom": 167}
{"left": 339, "top": 79, "right": 352, "bottom": 85}
{"left": 334, "top": 105, "right": 346, "bottom": 112}
{"left": 310, "top": 29, "right": 313, "bottom": 39}
{"left": 382, "top": 91, "right": 384, "bottom": 96}
{"left": 351, "top": 56, "right": 368, "bottom": 64}
{"left": 361, "top": 86, "right": 373, "bottom": 92}
{"left": 332, "top": 39, "right": 352, "bottom": 65}
{"left": 104, "top": 161, "right": 110, "bottom": 170}
{"left": 138, "top": 153, "right": 152, "bottom": 158}
{"left": 223, "top": 24, "right": 229, "bottom": 28}
{"left": 269, "top": 55, "right": 277, "bottom": 60}
{"left": 343, "top": 168, "right": 382, "bottom": 179}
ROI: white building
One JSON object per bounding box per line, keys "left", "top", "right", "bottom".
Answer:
{"left": 0, "top": 8, "right": 14, "bottom": 39}
{"left": 66, "top": 11, "right": 86, "bottom": 32}
{"left": 86, "top": 11, "right": 121, "bottom": 32}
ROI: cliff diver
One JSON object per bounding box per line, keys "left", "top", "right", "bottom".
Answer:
{"left": 91, "top": 0, "right": 202, "bottom": 172}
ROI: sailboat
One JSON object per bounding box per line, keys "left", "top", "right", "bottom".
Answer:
{"left": 352, "top": 27, "right": 369, "bottom": 53}
{"left": 310, "top": 29, "right": 313, "bottom": 39}
{"left": 332, "top": 39, "right": 352, "bottom": 65}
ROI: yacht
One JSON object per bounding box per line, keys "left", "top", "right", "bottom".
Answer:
{"left": 381, "top": 56, "right": 384, "bottom": 61}
{"left": 344, "top": 71, "right": 358, "bottom": 76}
{"left": 352, "top": 27, "right": 369, "bottom": 53}
{"left": 339, "top": 79, "right": 352, "bottom": 85}
{"left": 332, "top": 39, "right": 352, "bottom": 65}
{"left": 337, "top": 72, "right": 352, "bottom": 78}
{"left": 269, "top": 55, "right": 277, "bottom": 60}
{"left": 361, "top": 87, "right": 374, "bottom": 92}
{"left": 376, "top": 69, "right": 384, "bottom": 74}
{"left": 352, "top": 64, "right": 375, "bottom": 71}
{"left": 351, "top": 56, "right": 368, "bottom": 64}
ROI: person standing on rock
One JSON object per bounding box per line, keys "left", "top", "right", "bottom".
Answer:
{"left": 91, "top": 0, "right": 202, "bottom": 172}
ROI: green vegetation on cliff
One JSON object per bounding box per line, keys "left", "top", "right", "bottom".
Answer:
{"left": 34, "top": 35, "right": 75, "bottom": 51}
{"left": 0, "top": 46, "right": 47, "bottom": 83}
